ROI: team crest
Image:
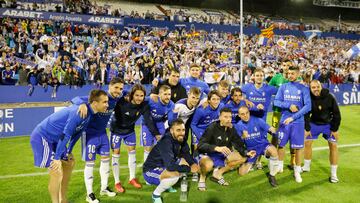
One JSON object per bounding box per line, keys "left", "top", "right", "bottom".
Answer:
{"left": 297, "top": 90, "right": 301, "bottom": 94}
{"left": 254, "top": 127, "right": 257, "bottom": 132}
{"left": 262, "top": 92, "right": 265, "bottom": 96}
{"left": 318, "top": 105, "right": 322, "bottom": 110}
{"left": 174, "top": 93, "right": 177, "bottom": 98}
{"left": 136, "top": 111, "right": 139, "bottom": 116}
{"left": 88, "top": 153, "right": 93, "bottom": 160}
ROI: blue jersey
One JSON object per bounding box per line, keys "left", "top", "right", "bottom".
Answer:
{"left": 223, "top": 100, "right": 247, "bottom": 123}
{"left": 146, "top": 97, "right": 174, "bottom": 122}
{"left": 242, "top": 83, "right": 278, "bottom": 121}
{"left": 235, "top": 116, "right": 270, "bottom": 148}
{"left": 180, "top": 77, "right": 210, "bottom": 95}
{"left": 221, "top": 95, "right": 231, "bottom": 105}
{"left": 32, "top": 104, "right": 94, "bottom": 160}
{"left": 142, "top": 97, "right": 174, "bottom": 129}
{"left": 190, "top": 104, "right": 223, "bottom": 137}
{"left": 71, "top": 92, "right": 120, "bottom": 135}
{"left": 274, "top": 82, "right": 311, "bottom": 123}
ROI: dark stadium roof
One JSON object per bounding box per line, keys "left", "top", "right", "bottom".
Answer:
{"left": 131, "top": 0, "right": 360, "bottom": 20}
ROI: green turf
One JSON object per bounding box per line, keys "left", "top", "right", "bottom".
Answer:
{"left": 0, "top": 105, "right": 360, "bottom": 203}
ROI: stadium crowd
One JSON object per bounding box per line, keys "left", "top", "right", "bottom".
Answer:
{"left": 3, "top": 0, "right": 360, "bottom": 33}
{"left": 0, "top": 17, "right": 359, "bottom": 89}
{"left": 0, "top": 4, "right": 353, "bottom": 203}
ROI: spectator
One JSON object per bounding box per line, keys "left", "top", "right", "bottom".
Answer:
{"left": 17, "top": 64, "right": 29, "bottom": 86}
{"left": 2, "top": 64, "right": 16, "bottom": 85}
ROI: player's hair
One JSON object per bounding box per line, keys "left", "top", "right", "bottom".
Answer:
{"left": 220, "top": 107, "right": 232, "bottom": 114}
{"left": 302, "top": 71, "right": 313, "bottom": 85}
{"left": 310, "top": 79, "right": 321, "bottom": 86}
{"left": 189, "top": 87, "right": 201, "bottom": 96}
{"left": 170, "top": 68, "right": 180, "bottom": 74}
{"left": 128, "top": 84, "right": 146, "bottom": 102}
{"left": 208, "top": 90, "right": 221, "bottom": 100}
{"left": 89, "top": 89, "right": 107, "bottom": 103}
{"left": 170, "top": 118, "right": 185, "bottom": 128}
{"left": 159, "top": 85, "right": 171, "bottom": 93}
{"left": 288, "top": 66, "right": 300, "bottom": 71}
{"left": 218, "top": 80, "right": 229, "bottom": 88}
{"left": 190, "top": 63, "right": 200, "bottom": 70}
{"left": 109, "top": 77, "right": 125, "bottom": 86}
{"left": 230, "top": 87, "right": 242, "bottom": 97}
{"left": 253, "top": 68, "right": 264, "bottom": 74}
{"left": 239, "top": 105, "right": 249, "bottom": 112}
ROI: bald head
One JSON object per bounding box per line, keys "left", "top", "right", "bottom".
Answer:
{"left": 238, "top": 106, "right": 250, "bottom": 122}
{"left": 310, "top": 80, "right": 322, "bottom": 96}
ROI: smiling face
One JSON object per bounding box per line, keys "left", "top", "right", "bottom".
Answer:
{"left": 209, "top": 93, "right": 221, "bottom": 109}
{"left": 109, "top": 82, "right": 124, "bottom": 98}
{"left": 93, "top": 95, "right": 109, "bottom": 113}
{"left": 238, "top": 106, "right": 250, "bottom": 122}
{"left": 288, "top": 69, "right": 299, "bottom": 82}
{"left": 254, "top": 70, "right": 264, "bottom": 85}
{"left": 170, "top": 123, "right": 186, "bottom": 143}
{"left": 132, "top": 90, "right": 145, "bottom": 105}
{"left": 310, "top": 80, "right": 322, "bottom": 97}
{"left": 190, "top": 66, "right": 201, "bottom": 78}
{"left": 187, "top": 92, "right": 200, "bottom": 108}
{"left": 159, "top": 89, "right": 171, "bottom": 104}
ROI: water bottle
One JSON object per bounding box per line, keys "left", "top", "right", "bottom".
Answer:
{"left": 180, "top": 175, "right": 188, "bottom": 202}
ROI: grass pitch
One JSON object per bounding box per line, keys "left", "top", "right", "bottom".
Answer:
{"left": 0, "top": 106, "right": 360, "bottom": 203}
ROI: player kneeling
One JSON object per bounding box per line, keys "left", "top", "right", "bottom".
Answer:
{"left": 236, "top": 106, "right": 279, "bottom": 187}
{"left": 197, "top": 108, "right": 256, "bottom": 191}
{"left": 143, "top": 119, "right": 199, "bottom": 203}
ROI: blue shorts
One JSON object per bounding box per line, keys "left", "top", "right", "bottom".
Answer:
{"left": 140, "top": 122, "right": 166, "bottom": 147}
{"left": 30, "top": 133, "right": 65, "bottom": 168}
{"left": 247, "top": 143, "right": 270, "bottom": 163}
{"left": 111, "top": 132, "right": 136, "bottom": 149}
{"left": 201, "top": 152, "right": 226, "bottom": 168}
{"left": 82, "top": 132, "right": 110, "bottom": 161}
{"left": 277, "top": 122, "right": 305, "bottom": 149}
{"left": 143, "top": 167, "right": 165, "bottom": 185}
{"left": 307, "top": 123, "right": 336, "bottom": 143}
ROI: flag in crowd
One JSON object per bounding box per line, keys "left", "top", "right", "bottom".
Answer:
{"left": 204, "top": 72, "right": 226, "bottom": 84}
{"left": 260, "top": 24, "right": 274, "bottom": 39}
{"left": 258, "top": 36, "right": 269, "bottom": 46}
{"left": 345, "top": 42, "right": 360, "bottom": 59}
{"left": 277, "top": 38, "right": 287, "bottom": 49}
{"left": 303, "top": 30, "right": 322, "bottom": 40}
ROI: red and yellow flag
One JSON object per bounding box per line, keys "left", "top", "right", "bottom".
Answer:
{"left": 261, "top": 24, "right": 274, "bottom": 39}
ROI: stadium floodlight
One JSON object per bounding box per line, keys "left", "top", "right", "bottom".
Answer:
{"left": 313, "top": 0, "right": 360, "bottom": 9}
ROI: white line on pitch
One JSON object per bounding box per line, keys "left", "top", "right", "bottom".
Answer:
{"left": 0, "top": 143, "right": 359, "bottom": 180}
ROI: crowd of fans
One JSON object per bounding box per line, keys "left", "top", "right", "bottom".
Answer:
{"left": 2, "top": 0, "right": 360, "bottom": 33}
{"left": 0, "top": 15, "right": 359, "bottom": 90}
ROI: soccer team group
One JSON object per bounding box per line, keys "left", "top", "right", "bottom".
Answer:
{"left": 30, "top": 62, "right": 341, "bottom": 203}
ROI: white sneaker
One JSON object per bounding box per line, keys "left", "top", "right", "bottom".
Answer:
{"left": 294, "top": 172, "right": 302, "bottom": 183}
{"left": 86, "top": 193, "right": 100, "bottom": 203}
{"left": 278, "top": 168, "right": 284, "bottom": 173}
{"left": 192, "top": 173, "right": 199, "bottom": 182}
{"left": 329, "top": 176, "right": 339, "bottom": 183}
{"left": 256, "top": 162, "right": 263, "bottom": 170}
{"left": 302, "top": 166, "right": 310, "bottom": 172}
{"left": 100, "top": 187, "right": 116, "bottom": 197}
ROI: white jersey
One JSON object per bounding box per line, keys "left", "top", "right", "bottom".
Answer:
{"left": 172, "top": 98, "right": 196, "bottom": 124}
